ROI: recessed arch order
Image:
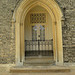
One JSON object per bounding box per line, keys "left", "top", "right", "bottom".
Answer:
{"left": 13, "top": 0, "right": 64, "bottom": 66}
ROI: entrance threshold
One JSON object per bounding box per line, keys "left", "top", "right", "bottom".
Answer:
{"left": 10, "top": 66, "right": 70, "bottom": 73}
{"left": 24, "top": 56, "right": 55, "bottom": 66}
{"left": 25, "top": 56, "right": 54, "bottom": 59}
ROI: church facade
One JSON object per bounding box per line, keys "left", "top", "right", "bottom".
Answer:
{"left": 0, "top": 0, "right": 75, "bottom": 73}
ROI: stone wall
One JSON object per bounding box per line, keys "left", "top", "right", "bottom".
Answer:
{"left": 56, "top": 0, "right": 75, "bottom": 63}
{"left": 0, "top": 0, "right": 75, "bottom": 64}
{"left": 0, "top": 0, "right": 19, "bottom": 64}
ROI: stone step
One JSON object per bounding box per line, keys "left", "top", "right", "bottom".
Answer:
{"left": 24, "top": 56, "right": 55, "bottom": 66}
{"left": 10, "top": 66, "right": 70, "bottom": 73}
{"left": 25, "top": 56, "right": 54, "bottom": 60}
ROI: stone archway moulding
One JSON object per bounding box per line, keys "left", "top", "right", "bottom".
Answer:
{"left": 13, "top": 0, "right": 63, "bottom": 66}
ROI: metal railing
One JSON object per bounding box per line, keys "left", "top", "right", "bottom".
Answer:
{"left": 25, "top": 40, "right": 53, "bottom": 57}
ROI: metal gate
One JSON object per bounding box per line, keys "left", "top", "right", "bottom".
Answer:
{"left": 25, "top": 40, "right": 53, "bottom": 57}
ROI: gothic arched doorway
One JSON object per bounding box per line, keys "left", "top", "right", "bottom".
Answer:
{"left": 14, "top": 0, "right": 63, "bottom": 66}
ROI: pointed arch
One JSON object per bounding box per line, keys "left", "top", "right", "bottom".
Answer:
{"left": 13, "top": 0, "right": 63, "bottom": 66}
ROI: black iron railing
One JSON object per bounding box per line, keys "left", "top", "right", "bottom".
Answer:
{"left": 25, "top": 40, "right": 53, "bottom": 57}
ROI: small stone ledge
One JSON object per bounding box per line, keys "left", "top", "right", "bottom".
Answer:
{"left": 0, "top": 64, "right": 15, "bottom": 73}
{"left": 0, "top": 67, "right": 9, "bottom": 73}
